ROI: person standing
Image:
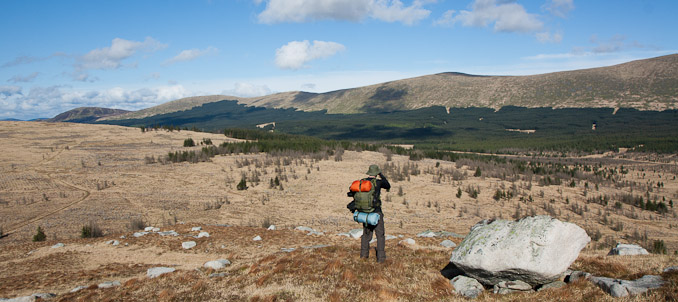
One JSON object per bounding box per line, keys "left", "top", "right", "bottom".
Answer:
{"left": 349, "top": 164, "right": 390, "bottom": 263}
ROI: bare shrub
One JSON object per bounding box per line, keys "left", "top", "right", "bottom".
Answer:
{"left": 81, "top": 221, "right": 104, "bottom": 238}
{"left": 129, "top": 217, "right": 146, "bottom": 231}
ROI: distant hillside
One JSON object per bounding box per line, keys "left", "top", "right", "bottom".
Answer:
{"left": 238, "top": 54, "right": 678, "bottom": 113}
{"left": 49, "top": 107, "right": 130, "bottom": 123}
{"left": 95, "top": 54, "right": 678, "bottom": 122}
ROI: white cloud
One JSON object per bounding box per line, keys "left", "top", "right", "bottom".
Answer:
{"left": 0, "top": 84, "right": 191, "bottom": 120}
{"left": 275, "top": 40, "right": 346, "bottom": 70}
{"left": 223, "top": 83, "right": 273, "bottom": 97}
{"left": 536, "top": 31, "right": 563, "bottom": 43}
{"left": 8, "top": 72, "right": 39, "bottom": 83}
{"left": 434, "top": 9, "right": 456, "bottom": 27}
{"left": 543, "top": 0, "right": 574, "bottom": 18}
{"left": 163, "top": 46, "right": 218, "bottom": 65}
{"left": 78, "top": 37, "right": 167, "bottom": 70}
{"left": 257, "top": 0, "right": 432, "bottom": 25}
{"left": 446, "top": 0, "right": 543, "bottom": 33}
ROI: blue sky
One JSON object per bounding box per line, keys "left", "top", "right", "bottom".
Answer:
{"left": 1, "top": 0, "right": 676, "bottom": 120}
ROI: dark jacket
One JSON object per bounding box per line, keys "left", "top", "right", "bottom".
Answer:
{"left": 347, "top": 174, "right": 390, "bottom": 214}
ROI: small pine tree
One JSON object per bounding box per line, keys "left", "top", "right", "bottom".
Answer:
{"left": 183, "top": 138, "right": 195, "bottom": 147}
{"left": 474, "top": 167, "right": 481, "bottom": 177}
{"left": 237, "top": 177, "right": 248, "bottom": 190}
{"left": 33, "top": 226, "right": 46, "bottom": 242}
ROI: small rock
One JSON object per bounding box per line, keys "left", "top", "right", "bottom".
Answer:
{"left": 158, "top": 230, "right": 179, "bottom": 237}
{"left": 608, "top": 243, "right": 649, "bottom": 256}
{"left": 147, "top": 267, "right": 176, "bottom": 278}
{"left": 1, "top": 293, "right": 57, "bottom": 302}
{"left": 538, "top": 281, "right": 566, "bottom": 291}
{"left": 105, "top": 240, "right": 120, "bottom": 246}
{"left": 303, "top": 244, "right": 330, "bottom": 249}
{"left": 567, "top": 271, "right": 591, "bottom": 283}
{"left": 70, "top": 286, "right": 87, "bottom": 293}
{"left": 120, "top": 235, "right": 126, "bottom": 239}
{"left": 182, "top": 241, "right": 197, "bottom": 249}
{"left": 440, "top": 239, "right": 457, "bottom": 248}
{"left": 204, "top": 259, "right": 231, "bottom": 270}
{"left": 610, "top": 283, "right": 629, "bottom": 297}
{"left": 295, "top": 226, "right": 315, "bottom": 233}
{"left": 451, "top": 275, "right": 484, "bottom": 298}
{"left": 144, "top": 226, "right": 155, "bottom": 232}
{"left": 267, "top": 225, "right": 276, "bottom": 230}
{"left": 399, "top": 238, "right": 416, "bottom": 245}
{"left": 417, "top": 230, "right": 436, "bottom": 238}
{"left": 133, "top": 232, "right": 148, "bottom": 237}
{"left": 349, "top": 229, "right": 363, "bottom": 239}
{"left": 197, "top": 231, "right": 210, "bottom": 238}
{"left": 152, "top": 227, "right": 160, "bottom": 232}
{"left": 98, "top": 281, "right": 121, "bottom": 288}
{"left": 369, "top": 235, "right": 398, "bottom": 244}
{"left": 664, "top": 266, "right": 678, "bottom": 273}
{"left": 591, "top": 275, "right": 664, "bottom": 297}
{"left": 191, "top": 226, "right": 202, "bottom": 231}
{"left": 51, "top": 243, "right": 64, "bottom": 249}
{"left": 495, "top": 280, "right": 532, "bottom": 291}
{"left": 281, "top": 248, "right": 296, "bottom": 252}
{"left": 253, "top": 235, "right": 262, "bottom": 241}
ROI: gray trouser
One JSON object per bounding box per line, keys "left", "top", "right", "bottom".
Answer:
{"left": 360, "top": 213, "right": 385, "bottom": 262}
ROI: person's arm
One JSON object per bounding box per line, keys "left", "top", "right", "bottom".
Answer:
{"left": 378, "top": 173, "right": 391, "bottom": 191}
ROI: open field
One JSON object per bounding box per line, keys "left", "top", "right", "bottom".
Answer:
{"left": 0, "top": 121, "right": 677, "bottom": 301}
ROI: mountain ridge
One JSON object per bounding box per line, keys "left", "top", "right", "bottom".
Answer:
{"left": 96, "top": 54, "right": 678, "bottom": 121}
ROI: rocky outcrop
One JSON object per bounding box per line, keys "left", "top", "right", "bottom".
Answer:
{"left": 607, "top": 243, "right": 649, "bottom": 256}
{"left": 449, "top": 216, "right": 590, "bottom": 286}
{"left": 590, "top": 275, "right": 664, "bottom": 297}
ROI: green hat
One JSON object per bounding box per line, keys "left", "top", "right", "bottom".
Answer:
{"left": 366, "top": 164, "right": 381, "bottom": 176}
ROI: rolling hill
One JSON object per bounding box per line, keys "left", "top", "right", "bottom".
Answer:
{"left": 99, "top": 54, "right": 678, "bottom": 121}
{"left": 49, "top": 107, "right": 130, "bottom": 123}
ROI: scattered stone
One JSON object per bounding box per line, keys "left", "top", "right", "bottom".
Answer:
{"left": 105, "top": 240, "right": 120, "bottom": 246}
{"left": 98, "top": 281, "right": 121, "bottom": 288}
{"left": 537, "top": 281, "right": 566, "bottom": 291}
{"left": 70, "top": 286, "right": 87, "bottom": 293}
{"left": 295, "top": 226, "right": 323, "bottom": 236}
{"left": 120, "top": 235, "right": 126, "bottom": 239}
{"left": 144, "top": 226, "right": 155, "bottom": 232}
{"left": 147, "top": 267, "right": 176, "bottom": 278}
{"left": 440, "top": 240, "right": 456, "bottom": 248}
{"left": 417, "top": 230, "right": 437, "bottom": 238}
{"left": 608, "top": 243, "right": 649, "bottom": 256}
{"left": 182, "top": 241, "right": 197, "bottom": 249}
{"left": 51, "top": 243, "right": 64, "bottom": 249}
{"left": 349, "top": 229, "right": 363, "bottom": 239}
{"left": 664, "top": 266, "right": 678, "bottom": 273}
{"left": 493, "top": 280, "right": 533, "bottom": 294}
{"left": 158, "top": 230, "right": 179, "bottom": 237}
{"left": 0, "top": 293, "right": 57, "bottom": 302}
{"left": 197, "top": 231, "right": 210, "bottom": 238}
{"left": 253, "top": 235, "right": 262, "bottom": 241}
{"left": 267, "top": 225, "right": 276, "bottom": 230}
{"left": 281, "top": 248, "right": 296, "bottom": 253}
{"left": 399, "top": 238, "right": 416, "bottom": 245}
{"left": 191, "top": 226, "right": 202, "bottom": 232}
{"left": 303, "top": 244, "right": 330, "bottom": 249}
{"left": 133, "top": 232, "right": 148, "bottom": 238}
{"left": 566, "top": 271, "right": 591, "bottom": 283}
{"left": 450, "top": 216, "right": 590, "bottom": 286}
{"left": 152, "top": 227, "right": 160, "bottom": 232}
{"left": 450, "top": 275, "right": 484, "bottom": 298}
{"left": 590, "top": 275, "right": 664, "bottom": 297}
{"left": 204, "top": 259, "right": 231, "bottom": 270}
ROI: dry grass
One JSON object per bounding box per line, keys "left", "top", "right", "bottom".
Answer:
{"left": 1, "top": 121, "right": 678, "bottom": 301}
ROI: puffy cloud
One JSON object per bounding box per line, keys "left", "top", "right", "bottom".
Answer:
{"left": 536, "top": 31, "right": 563, "bottom": 43}
{"left": 163, "top": 46, "right": 218, "bottom": 65}
{"left": 275, "top": 40, "right": 345, "bottom": 70}
{"left": 77, "top": 37, "right": 167, "bottom": 70}
{"left": 442, "top": 0, "right": 543, "bottom": 33}
{"left": 543, "top": 0, "right": 574, "bottom": 18}
{"left": 7, "top": 72, "right": 39, "bottom": 83}
{"left": 223, "top": 83, "right": 273, "bottom": 97}
{"left": 257, "top": 0, "right": 432, "bottom": 25}
{"left": 0, "top": 84, "right": 191, "bottom": 120}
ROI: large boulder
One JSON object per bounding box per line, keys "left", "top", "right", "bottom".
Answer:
{"left": 449, "top": 216, "right": 590, "bottom": 286}
{"left": 607, "top": 243, "right": 649, "bottom": 256}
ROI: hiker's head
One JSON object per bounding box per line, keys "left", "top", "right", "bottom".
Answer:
{"left": 366, "top": 164, "right": 381, "bottom": 176}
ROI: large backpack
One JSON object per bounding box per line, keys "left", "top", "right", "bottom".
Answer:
{"left": 350, "top": 178, "right": 377, "bottom": 213}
